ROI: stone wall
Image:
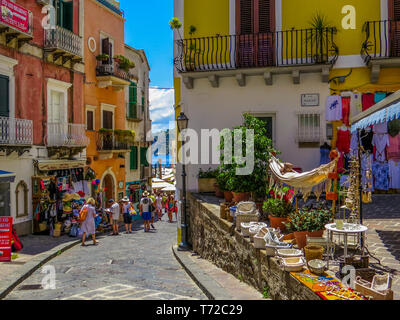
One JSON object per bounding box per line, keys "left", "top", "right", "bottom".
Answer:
{"left": 187, "top": 193, "right": 321, "bottom": 300}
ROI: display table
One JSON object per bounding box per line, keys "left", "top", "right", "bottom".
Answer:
{"left": 325, "top": 223, "right": 368, "bottom": 259}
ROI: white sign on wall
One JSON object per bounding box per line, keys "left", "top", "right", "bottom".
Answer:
{"left": 301, "top": 94, "right": 320, "bottom": 107}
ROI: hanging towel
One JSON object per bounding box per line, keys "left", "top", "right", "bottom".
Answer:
{"left": 374, "top": 92, "right": 387, "bottom": 103}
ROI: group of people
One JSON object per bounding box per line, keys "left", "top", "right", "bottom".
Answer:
{"left": 79, "top": 191, "right": 178, "bottom": 246}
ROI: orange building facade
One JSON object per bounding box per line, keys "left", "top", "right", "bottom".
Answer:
{"left": 83, "top": 0, "right": 132, "bottom": 205}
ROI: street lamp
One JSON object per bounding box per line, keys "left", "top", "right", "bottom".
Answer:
{"left": 177, "top": 112, "right": 190, "bottom": 251}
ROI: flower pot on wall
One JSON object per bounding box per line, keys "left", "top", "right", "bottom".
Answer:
{"left": 294, "top": 231, "right": 308, "bottom": 249}
{"left": 268, "top": 215, "right": 288, "bottom": 232}
{"left": 232, "top": 192, "right": 251, "bottom": 203}
{"left": 198, "top": 178, "right": 217, "bottom": 193}
{"left": 224, "top": 191, "right": 233, "bottom": 203}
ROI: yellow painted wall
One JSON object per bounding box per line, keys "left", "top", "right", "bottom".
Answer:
{"left": 282, "top": 0, "right": 381, "bottom": 56}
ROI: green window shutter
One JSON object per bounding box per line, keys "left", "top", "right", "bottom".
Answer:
{"left": 130, "top": 146, "right": 138, "bottom": 170}
{"left": 128, "top": 83, "right": 137, "bottom": 118}
{"left": 141, "top": 96, "right": 145, "bottom": 112}
{"left": 133, "top": 83, "right": 137, "bottom": 103}
{"left": 0, "top": 75, "right": 9, "bottom": 117}
{"left": 140, "top": 147, "right": 149, "bottom": 167}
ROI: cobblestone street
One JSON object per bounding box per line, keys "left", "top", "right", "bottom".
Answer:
{"left": 3, "top": 215, "right": 206, "bottom": 300}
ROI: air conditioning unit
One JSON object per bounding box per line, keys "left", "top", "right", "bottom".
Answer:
{"left": 37, "top": 0, "right": 51, "bottom": 6}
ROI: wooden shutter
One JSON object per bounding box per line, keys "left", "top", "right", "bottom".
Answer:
{"left": 130, "top": 146, "right": 138, "bottom": 170}
{"left": 102, "top": 38, "right": 112, "bottom": 64}
{"left": 259, "top": 0, "right": 273, "bottom": 33}
{"left": 102, "top": 111, "right": 113, "bottom": 129}
{"left": 237, "top": 0, "right": 253, "bottom": 35}
{"left": 394, "top": 0, "right": 400, "bottom": 20}
{"left": 0, "top": 75, "right": 9, "bottom": 117}
{"left": 86, "top": 110, "right": 94, "bottom": 131}
{"left": 140, "top": 147, "right": 149, "bottom": 166}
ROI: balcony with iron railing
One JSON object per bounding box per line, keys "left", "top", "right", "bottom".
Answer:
{"left": 174, "top": 27, "right": 338, "bottom": 73}
{"left": 44, "top": 26, "right": 83, "bottom": 62}
{"left": 361, "top": 20, "right": 400, "bottom": 64}
{"left": 0, "top": 117, "right": 33, "bottom": 146}
{"left": 46, "top": 123, "right": 88, "bottom": 148}
{"left": 96, "top": 129, "right": 135, "bottom": 152}
{"left": 0, "top": 2, "right": 33, "bottom": 46}
{"left": 96, "top": 60, "right": 133, "bottom": 88}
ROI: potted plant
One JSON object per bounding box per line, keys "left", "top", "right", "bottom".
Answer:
{"left": 263, "top": 186, "right": 294, "bottom": 231}
{"left": 306, "top": 207, "right": 333, "bottom": 237}
{"left": 216, "top": 167, "right": 234, "bottom": 202}
{"left": 114, "top": 55, "right": 135, "bottom": 73}
{"left": 96, "top": 53, "right": 110, "bottom": 62}
{"left": 283, "top": 209, "right": 313, "bottom": 249}
{"left": 198, "top": 168, "right": 218, "bottom": 193}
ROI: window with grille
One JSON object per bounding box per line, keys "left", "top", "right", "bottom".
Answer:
{"left": 394, "top": 0, "right": 400, "bottom": 20}
{"left": 297, "top": 113, "right": 322, "bottom": 143}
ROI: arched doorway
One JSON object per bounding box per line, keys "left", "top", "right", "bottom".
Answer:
{"left": 103, "top": 174, "right": 115, "bottom": 208}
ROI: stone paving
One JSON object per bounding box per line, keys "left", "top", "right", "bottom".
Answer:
{"left": 3, "top": 215, "right": 207, "bottom": 300}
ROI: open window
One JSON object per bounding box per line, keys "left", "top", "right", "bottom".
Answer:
{"left": 55, "top": 0, "right": 73, "bottom": 32}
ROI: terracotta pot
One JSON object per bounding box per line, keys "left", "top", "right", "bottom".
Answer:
{"left": 294, "top": 231, "right": 308, "bottom": 249}
{"left": 268, "top": 215, "right": 288, "bottom": 232}
{"left": 307, "top": 230, "right": 324, "bottom": 238}
{"left": 232, "top": 192, "right": 251, "bottom": 203}
{"left": 282, "top": 233, "right": 295, "bottom": 241}
{"left": 224, "top": 191, "right": 233, "bottom": 203}
{"left": 214, "top": 184, "right": 224, "bottom": 198}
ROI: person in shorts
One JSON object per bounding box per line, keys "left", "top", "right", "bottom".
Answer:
{"left": 109, "top": 199, "right": 120, "bottom": 236}
{"left": 140, "top": 191, "right": 153, "bottom": 232}
{"left": 121, "top": 196, "right": 133, "bottom": 234}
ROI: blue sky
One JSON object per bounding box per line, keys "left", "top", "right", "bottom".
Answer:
{"left": 120, "top": 0, "right": 175, "bottom": 133}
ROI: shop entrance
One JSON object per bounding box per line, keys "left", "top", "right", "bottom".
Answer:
{"left": 0, "top": 182, "right": 10, "bottom": 217}
{"left": 103, "top": 174, "right": 115, "bottom": 207}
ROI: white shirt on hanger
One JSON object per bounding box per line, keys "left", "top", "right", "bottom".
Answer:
{"left": 326, "top": 95, "right": 343, "bottom": 121}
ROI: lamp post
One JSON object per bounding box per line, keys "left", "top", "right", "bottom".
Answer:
{"left": 177, "top": 112, "right": 190, "bottom": 251}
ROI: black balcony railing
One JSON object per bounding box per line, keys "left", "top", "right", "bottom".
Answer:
{"left": 97, "top": 131, "right": 134, "bottom": 151}
{"left": 361, "top": 20, "right": 400, "bottom": 64}
{"left": 96, "top": 60, "right": 133, "bottom": 82}
{"left": 174, "top": 28, "right": 338, "bottom": 73}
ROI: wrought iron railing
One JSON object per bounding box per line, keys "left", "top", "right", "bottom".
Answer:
{"left": 0, "top": 117, "right": 33, "bottom": 146}
{"left": 46, "top": 123, "right": 88, "bottom": 147}
{"left": 96, "top": 130, "right": 134, "bottom": 151}
{"left": 44, "top": 26, "right": 83, "bottom": 58}
{"left": 174, "top": 28, "right": 338, "bottom": 72}
{"left": 361, "top": 20, "right": 400, "bottom": 64}
{"left": 96, "top": 60, "right": 133, "bottom": 82}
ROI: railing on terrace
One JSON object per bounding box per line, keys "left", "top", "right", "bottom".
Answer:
{"left": 361, "top": 20, "right": 400, "bottom": 64}
{"left": 96, "top": 60, "right": 133, "bottom": 82}
{"left": 174, "top": 28, "right": 338, "bottom": 73}
{"left": 46, "top": 123, "right": 88, "bottom": 147}
{"left": 0, "top": 117, "right": 33, "bottom": 146}
{"left": 96, "top": 131, "right": 133, "bottom": 151}
{"left": 44, "top": 26, "right": 83, "bottom": 58}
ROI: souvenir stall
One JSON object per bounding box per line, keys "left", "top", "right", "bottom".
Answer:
{"left": 31, "top": 160, "right": 98, "bottom": 237}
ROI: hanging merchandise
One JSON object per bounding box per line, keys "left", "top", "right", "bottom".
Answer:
{"left": 326, "top": 95, "right": 343, "bottom": 121}
{"left": 350, "top": 92, "right": 362, "bottom": 117}
{"left": 372, "top": 133, "right": 389, "bottom": 162}
{"left": 361, "top": 153, "right": 374, "bottom": 193}
{"left": 372, "top": 161, "right": 389, "bottom": 191}
{"left": 360, "top": 128, "right": 374, "bottom": 153}
{"left": 388, "top": 134, "right": 400, "bottom": 161}
{"left": 362, "top": 93, "right": 375, "bottom": 111}
{"left": 342, "top": 97, "right": 351, "bottom": 126}
{"left": 336, "top": 127, "right": 350, "bottom": 154}
{"left": 389, "top": 160, "right": 400, "bottom": 189}
{"left": 320, "top": 142, "right": 331, "bottom": 165}
{"left": 373, "top": 121, "right": 388, "bottom": 134}
{"left": 388, "top": 119, "right": 400, "bottom": 137}
{"left": 374, "top": 92, "right": 387, "bottom": 103}
{"left": 350, "top": 132, "right": 359, "bottom": 158}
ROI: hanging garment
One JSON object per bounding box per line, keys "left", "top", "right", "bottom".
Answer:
{"left": 389, "top": 160, "right": 400, "bottom": 189}
{"left": 336, "top": 128, "right": 350, "bottom": 154}
{"left": 49, "top": 181, "right": 57, "bottom": 200}
{"left": 361, "top": 129, "right": 374, "bottom": 153}
{"left": 337, "top": 151, "right": 345, "bottom": 174}
{"left": 373, "top": 121, "right": 388, "bottom": 134}
{"left": 326, "top": 95, "right": 343, "bottom": 121}
{"left": 388, "top": 119, "right": 400, "bottom": 137}
{"left": 342, "top": 97, "right": 351, "bottom": 126}
{"left": 372, "top": 133, "right": 390, "bottom": 162}
{"left": 351, "top": 92, "right": 362, "bottom": 117}
{"left": 361, "top": 153, "right": 374, "bottom": 192}
{"left": 350, "top": 132, "right": 359, "bottom": 158}
{"left": 387, "top": 134, "right": 400, "bottom": 161}
{"left": 374, "top": 92, "right": 387, "bottom": 103}
{"left": 362, "top": 93, "right": 375, "bottom": 111}
{"left": 320, "top": 145, "right": 331, "bottom": 165}
{"left": 372, "top": 161, "right": 389, "bottom": 191}
{"left": 82, "top": 180, "right": 90, "bottom": 195}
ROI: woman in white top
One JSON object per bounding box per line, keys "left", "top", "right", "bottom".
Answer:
{"left": 81, "top": 198, "right": 98, "bottom": 247}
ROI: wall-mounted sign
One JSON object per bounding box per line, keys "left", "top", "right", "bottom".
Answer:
{"left": 301, "top": 94, "right": 320, "bottom": 107}
{"left": 0, "top": 0, "right": 30, "bottom": 34}
{"left": 0, "top": 217, "right": 13, "bottom": 262}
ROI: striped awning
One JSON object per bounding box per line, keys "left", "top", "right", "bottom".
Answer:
{"left": 0, "top": 170, "right": 16, "bottom": 183}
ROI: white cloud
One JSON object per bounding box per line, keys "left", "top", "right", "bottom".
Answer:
{"left": 149, "top": 88, "right": 175, "bottom": 133}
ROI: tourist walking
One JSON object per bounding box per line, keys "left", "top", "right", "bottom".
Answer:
{"left": 140, "top": 191, "right": 154, "bottom": 232}
{"left": 109, "top": 199, "right": 120, "bottom": 235}
{"left": 149, "top": 192, "right": 156, "bottom": 229}
{"left": 121, "top": 196, "right": 133, "bottom": 234}
{"left": 155, "top": 193, "right": 163, "bottom": 221}
{"left": 167, "top": 194, "right": 175, "bottom": 223}
{"left": 80, "top": 198, "right": 98, "bottom": 247}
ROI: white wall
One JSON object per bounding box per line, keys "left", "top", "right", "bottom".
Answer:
{"left": 180, "top": 73, "right": 330, "bottom": 192}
